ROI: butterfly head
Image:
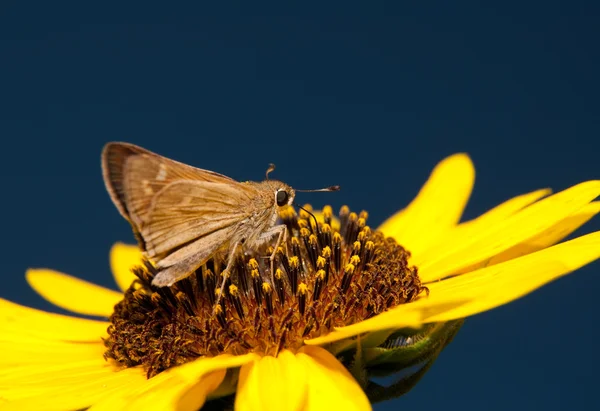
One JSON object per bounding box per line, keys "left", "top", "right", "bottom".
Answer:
{"left": 269, "top": 181, "right": 296, "bottom": 208}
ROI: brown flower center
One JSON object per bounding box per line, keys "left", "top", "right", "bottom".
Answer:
{"left": 103, "top": 205, "right": 427, "bottom": 377}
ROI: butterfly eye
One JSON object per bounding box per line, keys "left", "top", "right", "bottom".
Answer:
{"left": 276, "top": 189, "right": 289, "bottom": 206}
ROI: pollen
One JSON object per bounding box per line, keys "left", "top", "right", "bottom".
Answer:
{"left": 104, "top": 205, "right": 427, "bottom": 377}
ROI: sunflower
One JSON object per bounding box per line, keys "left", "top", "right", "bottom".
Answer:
{"left": 1, "top": 153, "right": 599, "bottom": 411}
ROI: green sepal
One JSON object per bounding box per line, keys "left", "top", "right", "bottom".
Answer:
{"left": 365, "top": 319, "right": 463, "bottom": 377}
{"left": 347, "top": 335, "right": 369, "bottom": 388}
{"left": 362, "top": 319, "right": 464, "bottom": 401}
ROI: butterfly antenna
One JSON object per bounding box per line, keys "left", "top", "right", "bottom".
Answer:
{"left": 296, "top": 185, "right": 340, "bottom": 192}
{"left": 265, "top": 163, "right": 276, "bottom": 180}
{"left": 294, "top": 185, "right": 340, "bottom": 229}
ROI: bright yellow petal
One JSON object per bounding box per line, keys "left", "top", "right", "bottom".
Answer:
{"left": 107, "top": 369, "right": 226, "bottom": 411}
{"left": 411, "top": 188, "right": 551, "bottom": 265}
{"left": 0, "top": 333, "right": 105, "bottom": 366}
{"left": 378, "top": 153, "right": 474, "bottom": 256}
{"left": 236, "top": 348, "right": 370, "bottom": 411}
{"left": 304, "top": 310, "right": 421, "bottom": 346}
{"left": 0, "top": 298, "right": 108, "bottom": 341}
{"left": 484, "top": 202, "right": 600, "bottom": 266}
{"left": 236, "top": 350, "right": 308, "bottom": 411}
{"left": 25, "top": 269, "right": 122, "bottom": 317}
{"left": 457, "top": 188, "right": 552, "bottom": 229}
{"left": 89, "top": 353, "right": 257, "bottom": 411}
{"left": 86, "top": 370, "right": 174, "bottom": 411}
{"left": 297, "top": 346, "right": 371, "bottom": 411}
{"left": 0, "top": 360, "right": 147, "bottom": 411}
{"left": 423, "top": 230, "right": 600, "bottom": 322}
{"left": 0, "top": 360, "right": 116, "bottom": 386}
{"left": 418, "top": 181, "right": 600, "bottom": 282}
{"left": 304, "top": 300, "right": 465, "bottom": 346}
{"left": 110, "top": 242, "right": 143, "bottom": 292}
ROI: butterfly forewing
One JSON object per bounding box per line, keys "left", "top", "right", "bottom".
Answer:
{"left": 102, "top": 142, "right": 237, "bottom": 227}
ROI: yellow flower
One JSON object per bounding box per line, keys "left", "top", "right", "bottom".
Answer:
{"left": 1, "top": 153, "right": 599, "bottom": 411}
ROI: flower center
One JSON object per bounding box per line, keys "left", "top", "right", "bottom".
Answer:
{"left": 104, "top": 205, "right": 427, "bottom": 377}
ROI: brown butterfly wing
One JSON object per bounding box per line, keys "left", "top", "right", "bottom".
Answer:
{"left": 102, "top": 142, "right": 264, "bottom": 287}
{"left": 101, "top": 142, "right": 238, "bottom": 228}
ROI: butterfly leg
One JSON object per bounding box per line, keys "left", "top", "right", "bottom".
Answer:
{"left": 257, "top": 224, "right": 287, "bottom": 285}
{"left": 213, "top": 241, "right": 241, "bottom": 314}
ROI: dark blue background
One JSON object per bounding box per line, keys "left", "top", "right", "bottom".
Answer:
{"left": 1, "top": 1, "right": 598, "bottom": 410}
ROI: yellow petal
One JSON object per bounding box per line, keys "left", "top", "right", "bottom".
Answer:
{"left": 108, "top": 369, "right": 226, "bottom": 411}
{"left": 458, "top": 188, "right": 552, "bottom": 229}
{"left": 89, "top": 353, "right": 256, "bottom": 411}
{"left": 304, "top": 309, "right": 421, "bottom": 346}
{"left": 236, "top": 348, "right": 370, "bottom": 411}
{"left": 86, "top": 370, "right": 173, "bottom": 411}
{"left": 0, "top": 359, "right": 116, "bottom": 386}
{"left": 419, "top": 181, "right": 600, "bottom": 282}
{"left": 297, "top": 346, "right": 371, "bottom": 411}
{"left": 0, "top": 360, "right": 147, "bottom": 411}
{"left": 304, "top": 300, "right": 465, "bottom": 346}
{"left": 484, "top": 202, "right": 600, "bottom": 266}
{"left": 25, "top": 269, "right": 122, "bottom": 317}
{"left": 110, "top": 242, "right": 143, "bottom": 291}
{"left": 0, "top": 298, "right": 108, "bottom": 341}
{"left": 236, "top": 350, "right": 308, "bottom": 411}
{"left": 0, "top": 333, "right": 105, "bottom": 366}
{"left": 423, "top": 230, "right": 600, "bottom": 322}
{"left": 378, "top": 153, "right": 475, "bottom": 257}
{"left": 411, "top": 188, "right": 551, "bottom": 265}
